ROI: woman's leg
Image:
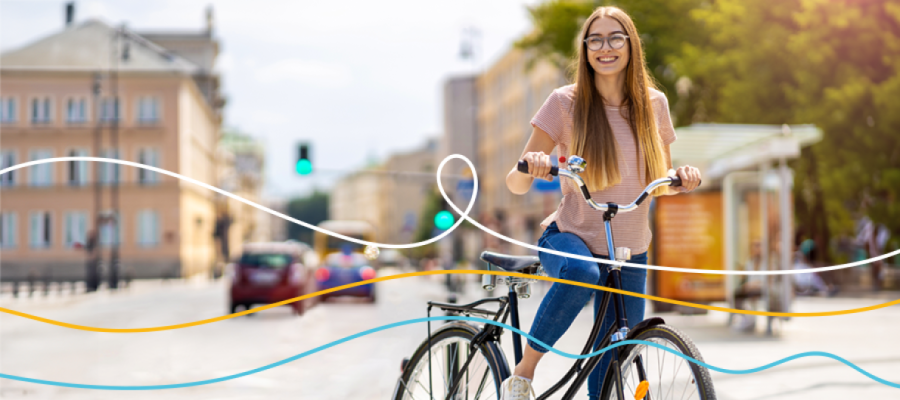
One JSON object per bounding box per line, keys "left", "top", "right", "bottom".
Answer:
{"left": 513, "top": 226, "right": 602, "bottom": 379}
{"left": 587, "top": 252, "right": 648, "bottom": 400}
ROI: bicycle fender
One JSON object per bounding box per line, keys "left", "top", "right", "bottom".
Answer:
{"left": 626, "top": 317, "right": 666, "bottom": 340}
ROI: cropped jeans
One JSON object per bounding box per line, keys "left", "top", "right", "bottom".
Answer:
{"left": 527, "top": 222, "right": 648, "bottom": 400}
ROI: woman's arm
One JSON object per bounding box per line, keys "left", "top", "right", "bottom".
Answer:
{"left": 506, "top": 126, "right": 556, "bottom": 195}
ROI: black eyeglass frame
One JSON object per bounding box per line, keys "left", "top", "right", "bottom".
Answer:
{"left": 582, "top": 34, "right": 630, "bottom": 51}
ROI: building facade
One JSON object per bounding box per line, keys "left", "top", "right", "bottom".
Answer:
{"left": 330, "top": 139, "right": 438, "bottom": 245}
{"left": 475, "top": 47, "right": 566, "bottom": 255}
{"left": 0, "top": 17, "right": 225, "bottom": 280}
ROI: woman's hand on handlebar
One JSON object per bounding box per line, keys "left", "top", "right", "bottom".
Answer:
{"left": 670, "top": 165, "right": 702, "bottom": 193}
{"left": 521, "top": 151, "right": 554, "bottom": 182}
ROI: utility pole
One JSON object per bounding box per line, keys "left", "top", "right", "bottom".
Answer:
{"left": 108, "top": 26, "right": 128, "bottom": 290}
{"left": 88, "top": 72, "right": 103, "bottom": 292}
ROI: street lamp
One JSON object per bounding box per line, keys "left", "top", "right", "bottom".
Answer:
{"left": 108, "top": 26, "right": 130, "bottom": 290}
{"left": 87, "top": 72, "right": 103, "bottom": 292}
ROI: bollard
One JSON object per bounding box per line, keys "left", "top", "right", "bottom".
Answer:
{"left": 12, "top": 281, "right": 19, "bottom": 298}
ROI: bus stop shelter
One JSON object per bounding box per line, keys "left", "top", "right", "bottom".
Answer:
{"left": 654, "top": 123, "right": 822, "bottom": 334}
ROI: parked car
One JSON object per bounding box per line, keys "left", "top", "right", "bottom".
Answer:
{"left": 229, "top": 241, "right": 317, "bottom": 315}
{"left": 315, "top": 251, "right": 377, "bottom": 303}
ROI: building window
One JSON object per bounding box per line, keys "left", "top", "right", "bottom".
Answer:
{"left": 137, "top": 97, "right": 160, "bottom": 124}
{"left": 100, "top": 97, "right": 120, "bottom": 122}
{"left": 29, "top": 211, "right": 52, "bottom": 249}
{"left": 0, "top": 97, "right": 17, "bottom": 123}
{"left": 99, "top": 211, "right": 120, "bottom": 247}
{"left": 0, "top": 212, "right": 17, "bottom": 249}
{"left": 137, "top": 148, "right": 159, "bottom": 185}
{"left": 68, "top": 149, "right": 89, "bottom": 186}
{"left": 28, "top": 149, "right": 53, "bottom": 187}
{"left": 99, "top": 149, "right": 120, "bottom": 185}
{"left": 66, "top": 98, "right": 88, "bottom": 123}
{"left": 64, "top": 211, "right": 88, "bottom": 248}
{"left": 0, "top": 150, "right": 15, "bottom": 186}
{"left": 137, "top": 210, "right": 159, "bottom": 247}
{"left": 31, "top": 97, "right": 52, "bottom": 124}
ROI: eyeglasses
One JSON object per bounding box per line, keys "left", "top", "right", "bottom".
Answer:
{"left": 583, "top": 34, "right": 629, "bottom": 51}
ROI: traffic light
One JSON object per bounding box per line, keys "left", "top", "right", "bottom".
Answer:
{"left": 434, "top": 196, "right": 455, "bottom": 230}
{"left": 296, "top": 143, "right": 312, "bottom": 175}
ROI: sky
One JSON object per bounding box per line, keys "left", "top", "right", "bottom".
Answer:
{"left": 0, "top": 0, "right": 541, "bottom": 199}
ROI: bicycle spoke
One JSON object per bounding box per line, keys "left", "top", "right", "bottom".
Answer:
{"left": 664, "top": 343, "right": 684, "bottom": 400}
{"left": 473, "top": 367, "right": 491, "bottom": 400}
{"left": 400, "top": 335, "right": 498, "bottom": 400}
{"left": 398, "top": 376, "right": 420, "bottom": 400}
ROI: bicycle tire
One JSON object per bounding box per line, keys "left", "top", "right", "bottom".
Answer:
{"left": 599, "top": 324, "right": 716, "bottom": 400}
{"left": 392, "top": 322, "right": 510, "bottom": 400}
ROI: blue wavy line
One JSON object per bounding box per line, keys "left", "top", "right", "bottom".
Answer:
{"left": 0, "top": 316, "right": 897, "bottom": 390}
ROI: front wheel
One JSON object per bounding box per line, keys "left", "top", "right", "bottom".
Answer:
{"left": 392, "top": 322, "right": 509, "bottom": 400}
{"left": 600, "top": 324, "right": 716, "bottom": 400}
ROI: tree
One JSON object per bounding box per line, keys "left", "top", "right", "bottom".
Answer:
{"left": 286, "top": 190, "right": 330, "bottom": 245}
{"left": 671, "top": 0, "right": 900, "bottom": 261}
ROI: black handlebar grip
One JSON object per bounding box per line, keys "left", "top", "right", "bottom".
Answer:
{"left": 517, "top": 160, "right": 559, "bottom": 176}
{"left": 668, "top": 176, "right": 702, "bottom": 188}
{"left": 517, "top": 160, "right": 529, "bottom": 174}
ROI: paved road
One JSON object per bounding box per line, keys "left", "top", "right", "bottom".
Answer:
{"left": 1, "top": 272, "right": 898, "bottom": 399}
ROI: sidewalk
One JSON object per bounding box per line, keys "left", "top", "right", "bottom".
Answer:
{"left": 0, "top": 276, "right": 220, "bottom": 311}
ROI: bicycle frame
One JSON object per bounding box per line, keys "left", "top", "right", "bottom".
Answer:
{"left": 428, "top": 214, "right": 651, "bottom": 400}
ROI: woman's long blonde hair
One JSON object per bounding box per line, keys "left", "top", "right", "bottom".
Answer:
{"left": 570, "top": 6, "right": 668, "bottom": 195}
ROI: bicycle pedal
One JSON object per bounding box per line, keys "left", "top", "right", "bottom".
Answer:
{"left": 634, "top": 380, "right": 649, "bottom": 400}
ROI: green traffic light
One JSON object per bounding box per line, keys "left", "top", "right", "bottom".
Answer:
{"left": 434, "top": 210, "right": 455, "bottom": 230}
{"left": 295, "top": 159, "right": 312, "bottom": 175}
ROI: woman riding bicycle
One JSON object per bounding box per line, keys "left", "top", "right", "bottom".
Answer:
{"left": 502, "top": 6, "right": 701, "bottom": 400}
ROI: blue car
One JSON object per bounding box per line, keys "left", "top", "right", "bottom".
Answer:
{"left": 315, "top": 252, "right": 377, "bottom": 303}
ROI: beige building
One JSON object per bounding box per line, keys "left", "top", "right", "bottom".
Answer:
{"left": 0, "top": 17, "right": 225, "bottom": 280}
{"left": 330, "top": 139, "right": 438, "bottom": 244}
{"left": 216, "top": 131, "right": 271, "bottom": 261}
{"left": 476, "top": 47, "right": 566, "bottom": 254}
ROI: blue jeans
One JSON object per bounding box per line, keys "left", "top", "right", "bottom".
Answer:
{"left": 527, "top": 222, "right": 648, "bottom": 400}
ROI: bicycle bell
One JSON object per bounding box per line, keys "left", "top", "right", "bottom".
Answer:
{"left": 567, "top": 155, "right": 586, "bottom": 173}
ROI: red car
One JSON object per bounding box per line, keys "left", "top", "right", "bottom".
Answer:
{"left": 229, "top": 242, "right": 317, "bottom": 316}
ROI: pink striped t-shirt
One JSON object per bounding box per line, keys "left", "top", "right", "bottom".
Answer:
{"left": 531, "top": 84, "right": 677, "bottom": 256}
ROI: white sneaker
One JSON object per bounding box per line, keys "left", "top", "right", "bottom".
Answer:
{"left": 500, "top": 375, "right": 535, "bottom": 400}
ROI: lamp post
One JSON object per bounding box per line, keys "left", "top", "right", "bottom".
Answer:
{"left": 88, "top": 72, "right": 103, "bottom": 292}
{"left": 108, "top": 26, "right": 129, "bottom": 290}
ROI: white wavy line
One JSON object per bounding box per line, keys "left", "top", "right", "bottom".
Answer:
{"left": 2, "top": 156, "right": 897, "bottom": 275}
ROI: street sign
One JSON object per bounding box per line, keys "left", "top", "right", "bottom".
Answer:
{"left": 533, "top": 177, "right": 560, "bottom": 192}
{"left": 457, "top": 179, "right": 475, "bottom": 200}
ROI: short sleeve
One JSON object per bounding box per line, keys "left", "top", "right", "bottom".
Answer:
{"left": 530, "top": 91, "right": 566, "bottom": 145}
{"left": 654, "top": 93, "right": 677, "bottom": 146}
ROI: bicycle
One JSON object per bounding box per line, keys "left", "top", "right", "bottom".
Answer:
{"left": 392, "top": 156, "right": 716, "bottom": 400}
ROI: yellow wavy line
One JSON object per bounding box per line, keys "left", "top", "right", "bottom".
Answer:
{"left": 2, "top": 270, "right": 898, "bottom": 333}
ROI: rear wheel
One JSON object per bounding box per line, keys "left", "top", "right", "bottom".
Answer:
{"left": 393, "top": 323, "right": 508, "bottom": 400}
{"left": 600, "top": 324, "right": 716, "bottom": 400}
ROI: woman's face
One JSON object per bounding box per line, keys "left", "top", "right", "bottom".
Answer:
{"left": 585, "top": 17, "right": 630, "bottom": 78}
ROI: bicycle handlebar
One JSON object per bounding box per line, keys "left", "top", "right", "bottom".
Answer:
{"left": 517, "top": 159, "right": 699, "bottom": 214}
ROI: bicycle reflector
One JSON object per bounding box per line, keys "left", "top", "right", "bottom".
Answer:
{"left": 635, "top": 380, "right": 649, "bottom": 400}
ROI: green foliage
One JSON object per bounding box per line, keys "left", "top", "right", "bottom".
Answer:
{"left": 286, "top": 190, "right": 329, "bottom": 244}
{"left": 673, "top": 0, "right": 900, "bottom": 258}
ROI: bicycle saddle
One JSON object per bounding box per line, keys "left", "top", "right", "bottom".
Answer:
{"left": 480, "top": 251, "right": 540, "bottom": 273}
